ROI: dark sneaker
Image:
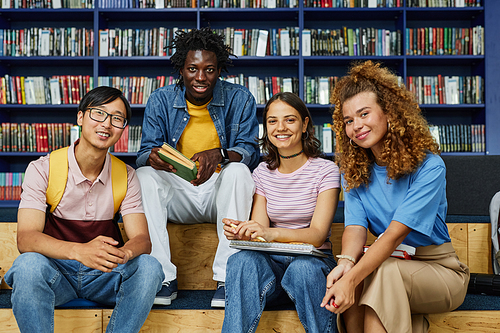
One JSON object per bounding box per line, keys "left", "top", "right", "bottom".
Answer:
{"left": 211, "top": 281, "right": 225, "bottom": 308}
{"left": 154, "top": 279, "right": 178, "bottom": 305}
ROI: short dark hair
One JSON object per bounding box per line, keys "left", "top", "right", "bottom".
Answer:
{"left": 169, "top": 27, "right": 234, "bottom": 88}
{"left": 260, "top": 92, "right": 322, "bottom": 170}
{"left": 78, "top": 86, "right": 132, "bottom": 124}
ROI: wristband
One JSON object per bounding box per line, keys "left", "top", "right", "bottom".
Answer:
{"left": 220, "top": 148, "right": 230, "bottom": 164}
{"left": 336, "top": 254, "right": 356, "bottom": 265}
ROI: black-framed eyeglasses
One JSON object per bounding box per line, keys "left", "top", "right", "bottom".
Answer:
{"left": 86, "top": 108, "right": 128, "bottom": 129}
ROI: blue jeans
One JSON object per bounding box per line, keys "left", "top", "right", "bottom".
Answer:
{"left": 4, "top": 252, "right": 164, "bottom": 333}
{"left": 222, "top": 250, "right": 337, "bottom": 333}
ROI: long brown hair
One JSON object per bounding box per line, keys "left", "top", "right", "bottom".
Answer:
{"left": 260, "top": 92, "right": 322, "bottom": 170}
{"left": 332, "top": 61, "right": 440, "bottom": 190}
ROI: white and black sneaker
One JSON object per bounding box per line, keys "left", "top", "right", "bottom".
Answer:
{"left": 154, "top": 279, "right": 178, "bottom": 306}
{"left": 211, "top": 281, "right": 225, "bottom": 308}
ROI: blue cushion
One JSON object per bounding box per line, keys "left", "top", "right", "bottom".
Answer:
{"left": 1, "top": 289, "right": 498, "bottom": 311}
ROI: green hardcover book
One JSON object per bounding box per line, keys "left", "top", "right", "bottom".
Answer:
{"left": 443, "top": 28, "right": 450, "bottom": 55}
{"left": 157, "top": 142, "right": 198, "bottom": 183}
{"left": 347, "top": 28, "right": 354, "bottom": 56}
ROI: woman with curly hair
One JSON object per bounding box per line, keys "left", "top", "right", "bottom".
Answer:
{"left": 321, "top": 61, "right": 469, "bottom": 333}
{"left": 222, "top": 92, "right": 341, "bottom": 333}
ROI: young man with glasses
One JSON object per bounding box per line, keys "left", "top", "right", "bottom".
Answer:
{"left": 136, "top": 27, "right": 259, "bottom": 307}
{"left": 5, "top": 86, "right": 164, "bottom": 333}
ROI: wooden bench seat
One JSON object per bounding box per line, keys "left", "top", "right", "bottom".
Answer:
{"left": 0, "top": 218, "right": 496, "bottom": 332}
{"left": 2, "top": 289, "right": 500, "bottom": 332}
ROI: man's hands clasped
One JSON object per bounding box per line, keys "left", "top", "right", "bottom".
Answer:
{"left": 72, "top": 235, "right": 131, "bottom": 273}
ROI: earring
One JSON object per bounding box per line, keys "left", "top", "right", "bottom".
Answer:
{"left": 350, "top": 139, "right": 359, "bottom": 148}
{"left": 302, "top": 131, "right": 309, "bottom": 140}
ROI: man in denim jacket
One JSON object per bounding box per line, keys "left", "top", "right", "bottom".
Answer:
{"left": 136, "top": 27, "right": 259, "bottom": 308}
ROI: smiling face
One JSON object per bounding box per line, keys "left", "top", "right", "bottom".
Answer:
{"left": 342, "top": 91, "right": 388, "bottom": 160}
{"left": 180, "top": 49, "right": 221, "bottom": 106}
{"left": 77, "top": 97, "right": 126, "bottom": 151}
{"left": 266, "top": 100, "right": 309, "bottom": 156}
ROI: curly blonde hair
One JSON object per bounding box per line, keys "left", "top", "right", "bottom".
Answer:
{"left": 332, "top": 61, "right": 440, "bottom": 191}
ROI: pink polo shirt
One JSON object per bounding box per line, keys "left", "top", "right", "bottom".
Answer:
{"left": 19, "top": 141, "right": 144, "bottom": 221}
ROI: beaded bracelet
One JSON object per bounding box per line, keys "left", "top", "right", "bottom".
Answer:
{"left": 336, "top": 254, "right": 356, "bottom": 265}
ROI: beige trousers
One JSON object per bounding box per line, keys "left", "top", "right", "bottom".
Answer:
{"left": 338, "top": 242, "right": 470, "bottom": 333}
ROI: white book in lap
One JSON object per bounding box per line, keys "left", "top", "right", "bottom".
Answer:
{"left": 229, "top": 240, "right": 327, "bottom": 258}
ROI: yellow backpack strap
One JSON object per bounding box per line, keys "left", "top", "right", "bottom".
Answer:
{"left": 47, "top": 147, "right": 69, "bottom": 213}
{"left": 109, "top": 154, "right": 128, "bottom": 215}
{"left": 46, "top": 147, "right": 127, "bottom": 215}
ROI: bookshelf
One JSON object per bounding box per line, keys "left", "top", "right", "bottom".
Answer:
{"left": 0, "top": 1, "right": 498, "bottom": 208}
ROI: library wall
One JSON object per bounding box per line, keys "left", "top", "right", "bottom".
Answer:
{"left": 0, "top": 0, "right": 497, "bottom": 206}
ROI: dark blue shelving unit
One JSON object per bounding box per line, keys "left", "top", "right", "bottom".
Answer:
{"left": 0, "top": 1, "right": 498, "bottom": 204}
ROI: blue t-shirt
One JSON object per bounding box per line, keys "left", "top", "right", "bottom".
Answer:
{"left": 344, "top": 153, "right": 450, "bottom": 247}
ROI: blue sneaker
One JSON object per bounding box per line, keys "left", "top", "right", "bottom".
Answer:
{"left": 154, "top": 279, "right": 178, "bottom": 305}
{"left": 211, "top": 281, "right": 225, "bottom": 308}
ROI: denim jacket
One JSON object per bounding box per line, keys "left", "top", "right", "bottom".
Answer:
{"left": 136, "top": 79, "right": 260, "bottom": 170}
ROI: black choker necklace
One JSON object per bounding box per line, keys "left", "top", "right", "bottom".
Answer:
{"left": 279, "top": 150, "right": 304, "bottom": 159}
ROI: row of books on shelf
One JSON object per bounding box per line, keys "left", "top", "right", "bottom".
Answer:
{"left": 0, "top": 122, "right": 142, "bottom": 153}
{"left": 110, "top": 125, "right": 142, "bottom": 153}
{"left": 0, "top": 26, "right": 482, "bottom": 59}
{"left": 99, "top": 0, "right": 299, "bottom": 7}
{"left": 98, "top": 28, "right": 190, "bottom": 57}
{"left": 214, "top": 27, "right": 299, "bottom": 57}
{"left": 0, "top": 173, "right": 23, "bottom": 201}
{"left": 1, "top": 27, "right": 94, "bottom": 57}
{"left": 0, "top": 123, "right": 487, "bottom": 155}
{"left": 100, "top": 26, "right": 299, "bottom": 58}
{"left": 222, "top": 75, "right": 299, "bottom": 105}
{"left": 1, "top": 0, "right": 93, "bottom": 8}
{"left": 0, "top": 74, "right": 178, "bottom": 106}
{"left": 99, "top": 26, "right": 401, "bottom": 58}
{"left": 408, "top": 0, "right": 480, "bottom": 7}
{"left": 98, "top": 76, "right": 176, "bottom": 105}
{"left": 0, "top": 75, "right": 94, "bottom": 105}
{"left": 0, "top": 73, "right": 484, "bottom": 107}
{"left": 0, "top": 0, "right": 483, "bottom": 8}
{"left": 405, "top": 26, "right": 483, "bottom": 56}
{"left": 99, "top": 0, "right": 196, "bottom": 7}
{"left": 429, "top": 124, "right": 485, "bottom": 153}
{"left": 201, "top": 0, "right": 297, "bottom": 7}
{"left": 303, "top": 28, "right": 401, "bottom": 57}
{"left": 304, "top": 0, "right": 401, "bottom": 7}
{"left": 407, "top": 75, "right": 483, "bottom": 105}
{"left": 304, "top": 76, "right": 337, "bottom": 105}
{"left": 304, "top": 75, "right": 404, "bottom": 105}
{"left": 0, "top": 123, "right": 77, "bottom": 152}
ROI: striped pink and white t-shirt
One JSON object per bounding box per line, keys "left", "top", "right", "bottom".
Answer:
{"left": 252, "top": 157, "right": 340, "bottom": 248}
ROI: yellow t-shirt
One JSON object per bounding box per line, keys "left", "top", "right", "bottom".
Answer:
{"left": 177, "top": 99, "right": 221, "bottom": 171}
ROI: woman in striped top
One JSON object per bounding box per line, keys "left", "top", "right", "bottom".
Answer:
{"left": 221, "top": 92, "right": 341, "bottom": 333}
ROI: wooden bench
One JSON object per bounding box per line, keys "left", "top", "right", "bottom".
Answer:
{"left": 0, "top": 220, "right": 496, "bottom": 332}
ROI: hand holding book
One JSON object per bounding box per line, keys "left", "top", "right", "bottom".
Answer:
{"left": 189, "top": 148, "right": 227, "bottom": 186}
{"left": 156, "top": 143, "right": 198, "bottom": 182}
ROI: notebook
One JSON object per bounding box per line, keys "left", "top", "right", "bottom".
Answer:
{"left": 229, "top": 240, "right": 327, "bottom": 258}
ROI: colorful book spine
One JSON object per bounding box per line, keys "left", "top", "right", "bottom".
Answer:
{"left": 0, "top": 123, "right": 74, "bottom": 152}
{"left": 406, "top": 75, "right": 484, "bottom": 105}
{"left": 0, "top": 172, "right": 24, "bottom": 201}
